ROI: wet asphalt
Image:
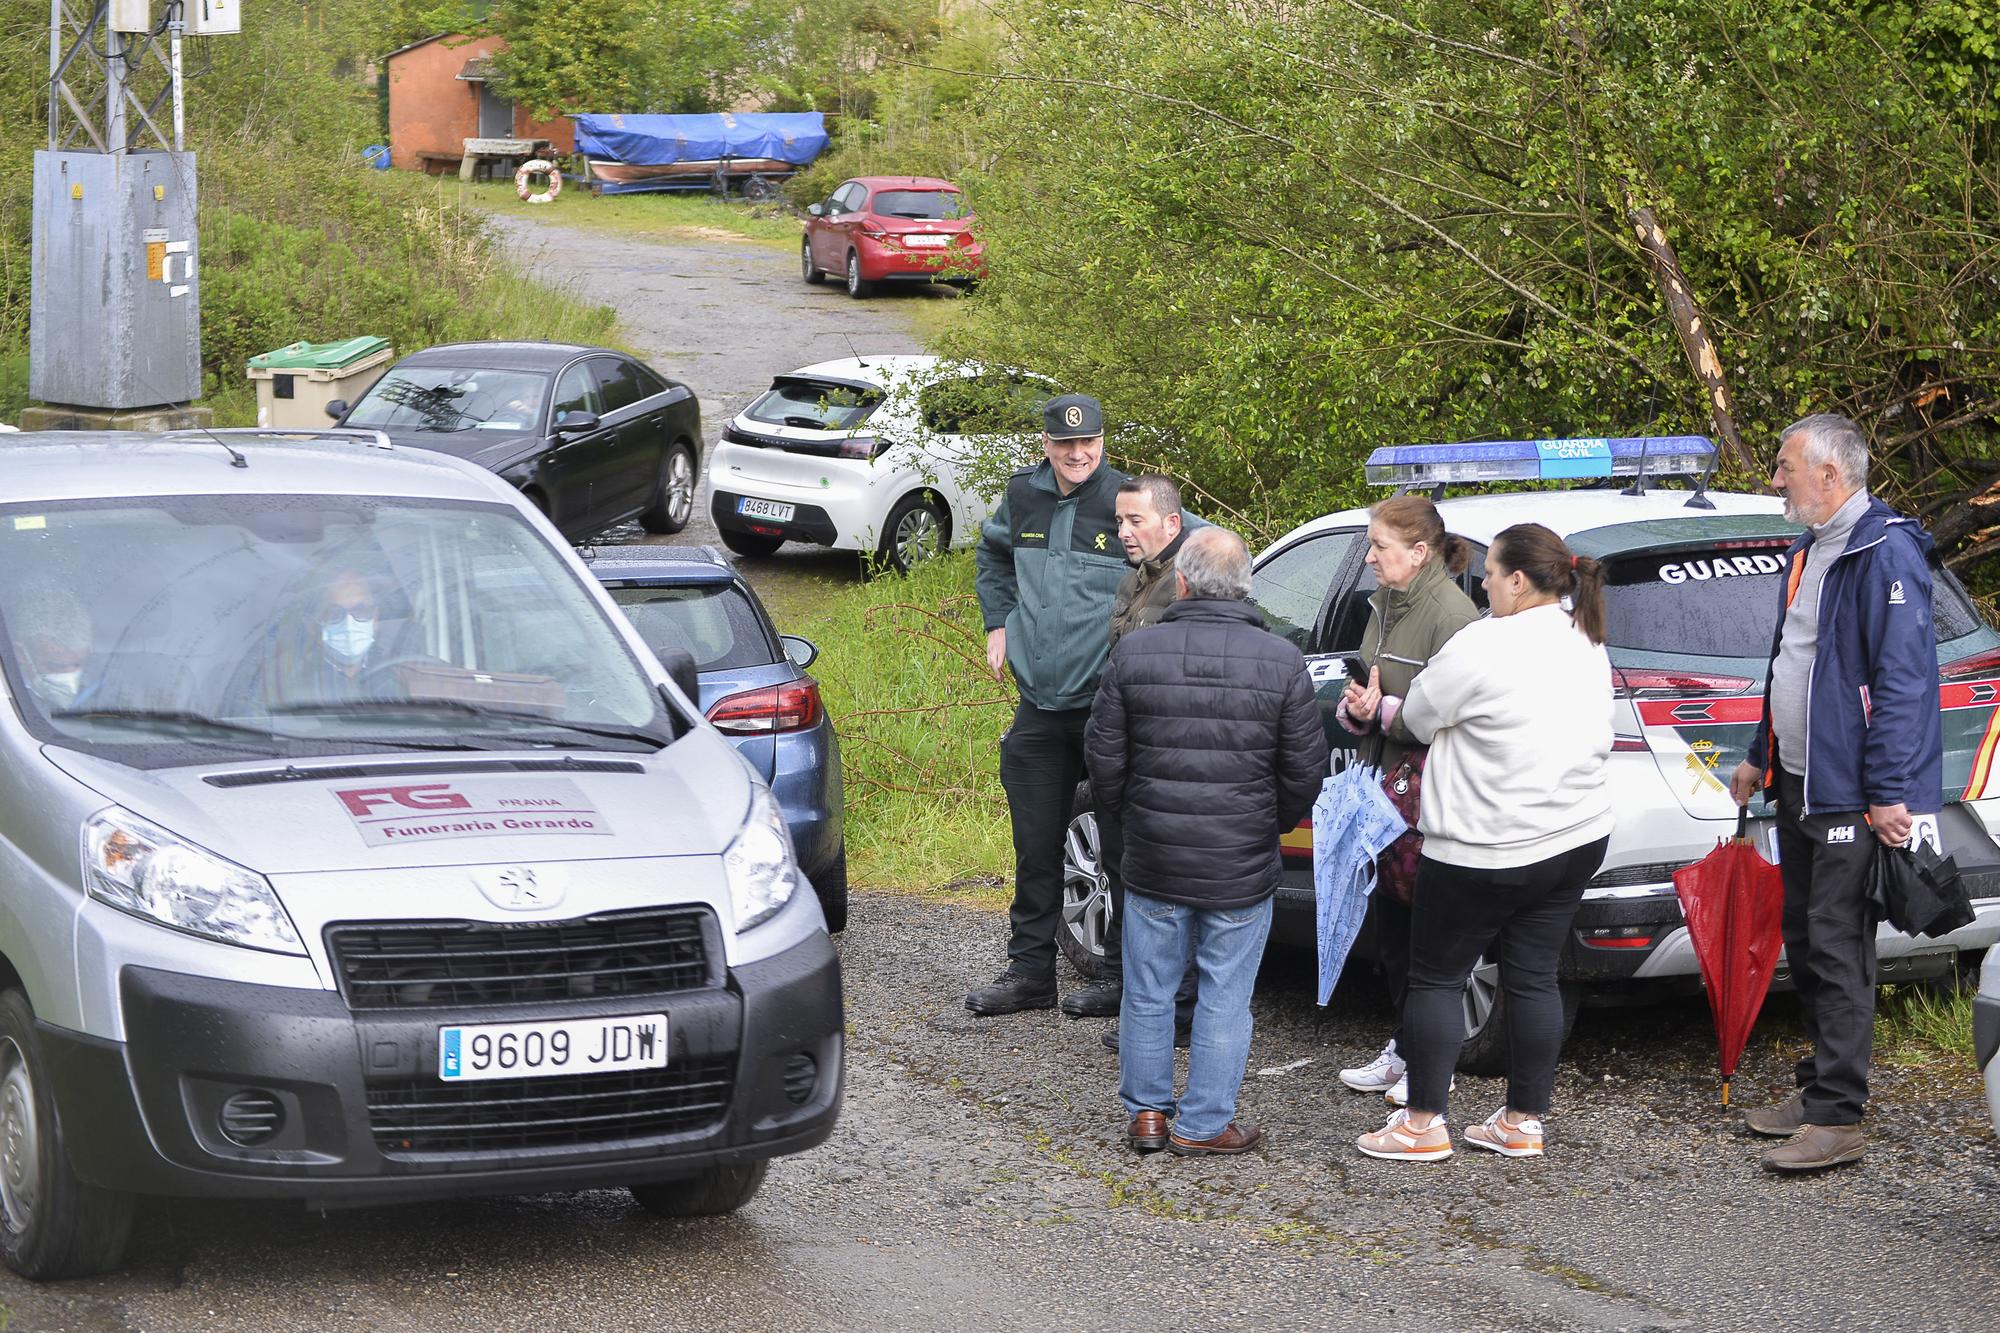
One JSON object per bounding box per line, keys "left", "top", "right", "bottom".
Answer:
{"left": 2, "top": 215, "right": 1994, "bottom": 1331}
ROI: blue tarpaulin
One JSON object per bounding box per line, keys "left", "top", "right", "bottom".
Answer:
{"left": 576, "top": 112, "right": 827, "bottom": 171}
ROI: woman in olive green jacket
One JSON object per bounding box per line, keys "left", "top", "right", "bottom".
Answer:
{"left": 1333, "top": 496, "right": 1479, "bottom": 1103}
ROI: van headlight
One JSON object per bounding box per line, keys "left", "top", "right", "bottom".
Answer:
{"left": 722, "top": 784, "right": 798, "bottom": 931}
{"left": 82, "top": 808, "right": 305, "bottom": 956}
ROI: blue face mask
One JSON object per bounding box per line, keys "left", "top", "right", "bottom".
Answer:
{"left": 322, "top": 615, "right": 376, "bottom": 665}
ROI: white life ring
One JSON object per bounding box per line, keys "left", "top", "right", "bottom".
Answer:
{"left": 515, "top": 159, "right": 562, "bottom": 204}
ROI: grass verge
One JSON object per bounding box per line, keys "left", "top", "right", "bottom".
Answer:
{"left": 801, "top": 552, "right": 1013, "bottom": 896}
{"left": 461, "top": 179, "right": 801, "bottom": 251}
{"left": 1875, "top": 982, "right": 1980, "bottom": 1088}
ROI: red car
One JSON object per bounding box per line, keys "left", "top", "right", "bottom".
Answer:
{"left": 802, "top": 176, "right": 986, "bottom": 299}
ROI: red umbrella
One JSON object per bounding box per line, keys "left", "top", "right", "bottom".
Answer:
{"left": 1672, "top": 808, "right": 1786, "bottom": 1104}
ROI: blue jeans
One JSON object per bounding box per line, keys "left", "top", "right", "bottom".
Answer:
{"left": 1118, "top": 891, "right": 1274, "bottom": 1141}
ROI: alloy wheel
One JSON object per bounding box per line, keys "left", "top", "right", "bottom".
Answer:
{"left": 666, "top": 450, "right": 695, "bottom": 526}
{"left": 892, "top": 504, "right": 942, "bottom": 570}
{"left": 1060, "top": 811, "right": 1112, "bottom": 965}
{"left": 1461, "top": 956, "right": 1500, "bottom": 1039}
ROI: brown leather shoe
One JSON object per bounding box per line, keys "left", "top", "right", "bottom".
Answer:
{"left": 1761, "top": 1123, "right": 1865, "bottom": 1173}
{"left": 1167, "top": 1121, "right": 1262, "bottom": 1157}
{"left": 1743, "top": 1089, "right": 1808, "bottom": 1138}
{"left": 1126, "top": 1110, "right": 1168, "bottom": 1153}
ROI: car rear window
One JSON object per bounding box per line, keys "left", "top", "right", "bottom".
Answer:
{"left": 1604, "top": 546, "right": 1987, "bottom": 656}
{"left": 606, "top": 584, "right": 779, "bottom": 671}
{"left": 871, "top": 190, "right": 965, "bottom": 220}
{"left": 744, "top": 377, "right": 883, "bottom": 431}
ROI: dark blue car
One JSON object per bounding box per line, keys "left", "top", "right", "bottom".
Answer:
{"left": 588, "top": 548, "right": 847, "bottom": 931}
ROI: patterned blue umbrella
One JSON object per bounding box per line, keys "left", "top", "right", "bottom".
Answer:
{"left": 1311, "top": 764, "right": 1408, "bottom": 1006}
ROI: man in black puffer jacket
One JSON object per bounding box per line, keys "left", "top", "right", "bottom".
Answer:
{"left": 1086, "top": 527, "right": 1327, "bottom": 1157}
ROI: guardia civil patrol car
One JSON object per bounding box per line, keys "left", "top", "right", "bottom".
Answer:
{"left": 1060, "top": 436, "right": 2000, "bottom": 1071}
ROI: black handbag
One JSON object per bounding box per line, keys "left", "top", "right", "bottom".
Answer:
{"left": 1867, "top": 838, "right": 1974, "bottom": 939}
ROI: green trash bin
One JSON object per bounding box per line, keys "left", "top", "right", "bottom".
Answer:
{"left": 247, "top": 336, "right": 394, "bottom": 428}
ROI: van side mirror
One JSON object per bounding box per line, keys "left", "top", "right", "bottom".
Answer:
{"left": 780, "top": 634, "right": 819, "bottom": 669}
{"left": 325, "top": 399, "right": 348, "bottom": 421}
{"left": 657, "top": 648, "right": 700, "bottom": 705}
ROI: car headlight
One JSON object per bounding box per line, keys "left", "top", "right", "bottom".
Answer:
{"left": 722, "top": 783, "right": 799, "bottom": 931}
{"left": 82, "top": 808, "right": 305, "bottom": 956}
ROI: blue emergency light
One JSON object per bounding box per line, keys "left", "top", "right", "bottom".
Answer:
{"left": 1364, "top": 435, "right": 1717, "bottom": 487}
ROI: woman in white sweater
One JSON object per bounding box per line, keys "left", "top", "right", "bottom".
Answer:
{"left": 1356, "top": 522, "right": 1615, "bottom": 1163}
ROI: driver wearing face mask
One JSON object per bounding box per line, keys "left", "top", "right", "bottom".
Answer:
{"left": 9, "top": 583, "right": 102, "bottom": 714}
{"left": 308, "top": 568, "right": 395, "bottom": 701}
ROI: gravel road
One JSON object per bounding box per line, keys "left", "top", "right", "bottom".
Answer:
{"left": 2, "top": 217, "right": 1992, "bottom": 1332}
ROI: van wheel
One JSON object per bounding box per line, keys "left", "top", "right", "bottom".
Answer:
{"left": 1455, "top": 961, "right": 1581, "bottom": 1076}
{"left": 631, "top": 1161, "right": 769, "bottom": 1218}
{"left": 639, "top": 443, "right": 697, "bottom": 534}
{"left": 721, "top": 530, "right": 785, "bottom": 558}
{"left": 1058, "top": 783, "right": 1112, "bottom": 980}
{"left": 0, "top": 990, "right": 135, "bottom": 1280}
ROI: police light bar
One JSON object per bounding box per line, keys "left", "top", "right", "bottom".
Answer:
{"left": 1364, "top": 436, "right": 1717, "bottom": 487}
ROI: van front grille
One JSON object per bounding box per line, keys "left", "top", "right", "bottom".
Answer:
{"left": 367, "top": 1061, "right": 734, "bottom": 1154}
{"left": 326, "top": 908, "right": 716, "bottom": 1010}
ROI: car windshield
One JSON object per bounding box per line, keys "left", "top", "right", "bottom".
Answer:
{"left": 871, "top": 189, "right": 965, "bottom": 220}
{"left": 344, "top": 367, "right": 550, "bottom": 434}
{"left": 0, "top": 495, "right": 675, "bottom": 767}
{"left": 1604, "top": 545, "right": 1985, "bottom": 658}
{"left": 744, "top": 377, "right": 884, "bottom": 431}
{"left": 605, "top": 584, "right": 779, "bottom": 671}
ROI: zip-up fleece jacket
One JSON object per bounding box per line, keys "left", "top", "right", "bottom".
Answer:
{"left": 976, "top": 460, "right": 1132, "bottom": 711}
{"left": 1355, "top": 557, "right": 1479, "bottom": 771}
{"left": 1107, "top": 527, "right": 1190, "bottom": 649}
{"left": 1747, "top": 497, "right": 1944, "bottom": 814}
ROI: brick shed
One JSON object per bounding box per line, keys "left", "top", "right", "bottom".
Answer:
{"left": 385, "top": 33, "right": 575, "bottom": 172}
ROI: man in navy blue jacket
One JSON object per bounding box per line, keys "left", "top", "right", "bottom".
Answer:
{"left": 1730, "top": 413, "right": 1943, "bottom": 1173}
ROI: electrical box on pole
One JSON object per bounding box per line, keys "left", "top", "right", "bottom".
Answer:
{"left": 29, "top": 2, "right": 237, "bottom": 419}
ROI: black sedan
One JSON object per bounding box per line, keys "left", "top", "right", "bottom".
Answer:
{"left": 329, "top": 341, "right": 702, "bottom": 543}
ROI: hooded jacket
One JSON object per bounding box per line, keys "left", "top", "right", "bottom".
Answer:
{"left": 1354, "top": 557, "right": 1479, "bottom": 771}
{"left": 1746, "top": 497, "right": 1944, "bottom": 814}
{"left": 1085, "top": 598, "right": 1329, "bottom": 908}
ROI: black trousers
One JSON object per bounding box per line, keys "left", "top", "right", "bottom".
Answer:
{"left": 1772, "top": 769, "right": 1877, "bottom": 1126}
{"left": 1402, "top": 836, "right": 1608, "bottom": 1116}
{"left": 1374, "top": 893, "right": 1413, "bottom": 1047}
{"left": 1000, "top": 701, "right": 1092, "bottom": 978}
{"left": 1101, "top": 808, "right": 1199, "bottom": 1021}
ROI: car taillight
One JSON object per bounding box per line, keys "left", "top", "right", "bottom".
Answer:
{"left": 859, "top": 219, "right": 887, "bottom": 238}
{"left": 708, "top": 681, "right": 823, "bottom": 735}
{"left": 1941, "top": 647, "right": 2000, "bottom": 678}
{"left": 1579, "top": 925, "right": 1658, "bottom": 949}
{"left": 837, "top": 436, "right": 895, "bottom": 460}
{"left": 1612, "top": 668, "right": 1755, "bottom": 697}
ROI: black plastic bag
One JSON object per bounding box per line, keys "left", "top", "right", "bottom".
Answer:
{"left": 1867, "top": 838, "right": 1974, "bottom": 938}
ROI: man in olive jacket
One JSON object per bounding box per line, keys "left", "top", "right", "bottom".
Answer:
{"left": 968, "top": 394, "right": 1134, "bottom": 1016}
{"left": 1087, "top": 527, "right": 1328, "bottom": 1155}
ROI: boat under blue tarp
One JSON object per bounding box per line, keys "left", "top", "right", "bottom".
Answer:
{"left": 575, "top": 112, "right": 828, "bottom": 196}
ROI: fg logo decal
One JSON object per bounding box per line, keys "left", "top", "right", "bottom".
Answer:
{"left": 336, "top": 783, "right": 471, "bottom": 816}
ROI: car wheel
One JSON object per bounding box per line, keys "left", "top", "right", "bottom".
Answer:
{"left": 638, "top": 443, "right": 697, "bottom": 534}
{"left": 1058, "top": 783, "right": 1112, "bottom": 980}
{"left": 873, "top": 493, "right": 948, "bottom": 575}
{"left": 801, "top": 235, "right": 824, "bottom": 285}
{"left": 814, "top": 846, "right": 849, "bottom": 935}
{"left": 630, "top": 1161, "right": 769, "bottom": 1218}
{"left": 1454, "top": 959, "right": 1580, "bottom": 1076}
{"left": 0, "top": 990, "right": 136, "bottom": 1280}
{"left": 845, "top": 250, "right": 871, "bottom": 299}
{"left": 721, "top": 529, "right": 785, "bottom": 558}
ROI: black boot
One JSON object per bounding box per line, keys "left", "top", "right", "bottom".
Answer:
{"left": 1101, "top": 1023, "right": 1192, "bottom": 1052}
{"left": 964, "top": 968, "right": 1057, "bottom": 1016}
{"left": 1060, "top": 977, "right": 1123, "bottom": 1017}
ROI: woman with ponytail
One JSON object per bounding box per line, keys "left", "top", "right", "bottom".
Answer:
{"left": 1334, "top": 495, "right": 1478, "bottom": 1105}
{"left": 1355, "top": 523, "right": 1615, "bottom": 1164}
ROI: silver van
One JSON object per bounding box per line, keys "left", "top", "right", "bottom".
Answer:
{"left": 0, "top": 430, "right": 843, "bottom": 1279}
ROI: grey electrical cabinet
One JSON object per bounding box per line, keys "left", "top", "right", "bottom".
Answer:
{"left": 29, "top": 150, "right": 202, "bottom": 409}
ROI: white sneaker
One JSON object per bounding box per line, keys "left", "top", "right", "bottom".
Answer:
{"left": 1384, "top": 1072, "right": 1454, "bottom": 1108}
{"left": 1338, "top": 1040, "right": 1405, "bottom": 1093}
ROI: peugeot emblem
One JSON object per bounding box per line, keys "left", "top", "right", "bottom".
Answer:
{"left": 474, "top": 865, "right": 565, "bottom": 911}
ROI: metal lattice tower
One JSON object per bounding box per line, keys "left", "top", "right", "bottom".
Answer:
{"left": 47, "top": 1, "right": 187, "bottom": 153}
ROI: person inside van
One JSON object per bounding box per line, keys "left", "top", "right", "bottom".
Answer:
{"left": 8, "top": 581, "right": 102, "bottom": 712}
{"left": 266, "top": 566, "right": 411, "bottom": 707}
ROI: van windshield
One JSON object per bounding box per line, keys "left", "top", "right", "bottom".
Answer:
{"left": 0, "top": 495, "right": 675, "bottom": 767}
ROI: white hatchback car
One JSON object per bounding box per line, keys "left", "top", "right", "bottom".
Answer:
{"left": 1060, "top": 436, "right": 2000, "bottom": 1071}
{"left": 709, "top": 356, "right": 1054, "bottom": 573}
